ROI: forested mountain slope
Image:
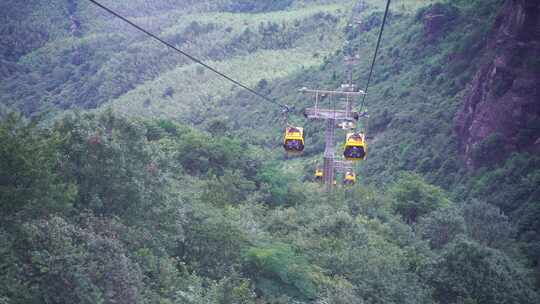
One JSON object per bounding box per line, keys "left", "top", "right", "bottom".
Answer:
{"left": 1, "top": 0, "right": 540, "bottom": 303}
{"left": 0, "top": 0, "right": 351, "bottom": 114}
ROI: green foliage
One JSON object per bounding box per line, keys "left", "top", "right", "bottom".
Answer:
{"left": 389, "top": 172, "right": 451, "bottom": 223}
{"left": 463, "top": 200, "right": 515, "bottom": 251}
{"left": 5, "top": 215, "right": 144, "bottom": 304}
{"left": 201, "top": 170, "right": 256, "bottom": 206}
{"left": 415, "top": 3, "right": 450, "bottom": 21}
{"left": 426, "top": 237, "right": 539, "bottom": 304}
{"left": 244, "top": 242, "right": 318, "bottom": 300}
{"left": 222, "top": 0, "right": 294, "bottom": 13}
{"left": 256, "top": 163, "right": 306, "bottom": 206}
{"left": 415, "top": 2, "right": 459, "bottom": 35}
{"left": 315, "top": 277, "right": 361, "bottom": 304}
{"left": 467, "top": 153, "right": 540, "bottom": 212}
{"left": 452, "top": 0, "right": 504, "bottom": 19}
{"left": 180, "top": 205, "right": 250, "bottom": 279}
{"left": 52, "top": 110, "right": 168, "bottom": 221}
{"left": 173, "top": 128, "right": 252, "bottom": 176}
{"left": 471, "top": 132, "right": 506, "bottom": 166}
{"left": 1, "top": 1, "right": 347, "bottom": 115}
{"left": 1, "top": 105, "right": 538, "bottom": 302}
{"left": 2, "top": 0, "right": 539, "bottom": 302}
{"left": 466, "top": 153, "right": 540, "bottom": 262}
{"left": 0, "top": 113, "right": 76, "bottom": 217}
{"left": 417, "top": 205, "right": 466, "bottom": 249}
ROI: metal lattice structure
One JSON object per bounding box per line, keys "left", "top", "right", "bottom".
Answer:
{"left": 300, "top": 61, "right": 365, "bottom": 191}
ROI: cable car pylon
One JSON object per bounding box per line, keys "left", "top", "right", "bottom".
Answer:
{"left": 300, "top": 56, "right": 365, "bottom": 192}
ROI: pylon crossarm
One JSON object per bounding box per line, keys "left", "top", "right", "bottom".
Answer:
{"left": 304, "top": 108, "right": 359, "bottom": 121}
{"left": 298, "top": 88, "right": 365, "bottom": 96}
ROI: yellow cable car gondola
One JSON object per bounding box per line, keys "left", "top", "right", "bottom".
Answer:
{"left": 343, "top": 171, "right": 356, "bottom": 185}
{"left": 283, "top": 126, "right": 305, "bottom": 153}
{"left": 315, "top": 168, "right": 323, "bottom": 181}
{"left": 343, "top": 132, "right": 367, "bottom": 161}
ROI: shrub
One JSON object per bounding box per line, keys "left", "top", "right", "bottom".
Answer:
{"left": 244, "top": 243, "right": 318, "bottom": 300}
{"left": 389, "top": 172, "right": 451, "bottom": 224}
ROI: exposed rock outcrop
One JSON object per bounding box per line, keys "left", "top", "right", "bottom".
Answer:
{"left": 455, "top": 0, "right": 540, "bottom": 168}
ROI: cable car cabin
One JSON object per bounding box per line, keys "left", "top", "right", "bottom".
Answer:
{"left": 283, "top": 126, "right": 305, "bottom": 153}
{"left": 343, "top": 132, "right": 367, "bottom": 161}
{"left": 315, "top": 168, "right": 323, "bottom": 181}
{"left": 343, "top": 171, "right": 356, "bottom": 185}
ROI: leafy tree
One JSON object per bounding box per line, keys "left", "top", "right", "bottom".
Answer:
{"left": 53, "top": 111, "right": 167, "bottom": 221}
{"left": 222, "top": 0, "right": 294, "bottom": 13}
{"left": 179, "top": 205, "right": 250, "bottom": 279}
{"left": 426, "top": 237, "right": 539, "bottom": 304}
{"left": 244, "top": 242, "right": 319, "bottom": 300}
{"left": 345, "top": 232, "right": 433, "bottom": 304}
{"left": 471, "top": 133, "right": 506, "bottom": 167}
{"left": 256, "top": 164, "right": 298, "bottom": 206}
{"left": 205, "top": 118, "right": 230, "bottom": 136}
{"left": 315, "top": 277, "right": 362, "bottom": 304}
{"left": 516, "top": 193, "right": 540, "bottom": 286}
{"left": 389, "top": 172, "right": 451, "bottom": 224}
{"left": 463, "top": 200, "right": 515, "bottom": 251}
{"left": 417, "top": 205, "right": 466, "bottom": 249}
{"left": 0, "top": 113, "right": 76, "bottom": 218}
{"left": 4, "top": 216, "right": 144, "bottom": 304}
{"left": 466, "top": 153, "right": 540, "bottom": 267}
{"left": 173, "top": 128, "right": 253, "bottom": 177}
{"left": 201, "top": 170, "right": 256, "bottom": 206}
{"left": 1, "top": 1, "right": 539, "bottom": 303}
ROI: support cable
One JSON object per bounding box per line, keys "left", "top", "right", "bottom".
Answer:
{"left": 359, "top": 0, "right": 391, "bottom": 113}
{"left": 87, "top": 0, "right": 290, "bottom": 111}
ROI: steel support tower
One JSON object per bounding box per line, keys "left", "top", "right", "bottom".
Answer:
{"left": 300, "top": 56, "right": 364, "bottom": 191}
{"left": 300, "top": 87, "right": 364, "bottom": 191}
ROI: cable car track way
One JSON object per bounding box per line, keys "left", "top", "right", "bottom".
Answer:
{"left": 88, "top": 0, "right": 392, "bottom": 190}
{"left": 87, "top": 0, "right": 290, "bottom": 112}
{"left": 359, "top": 0, "right": 391, "bottom": 113}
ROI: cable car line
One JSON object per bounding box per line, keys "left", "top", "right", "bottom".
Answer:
{"left": 87, "top": 0, "right": 391, "bottom": 190}
{"left": 86, "top": 0, "right": 290, "bottom": 112}
{"left": 359, "top": 0, "right": 391, "bottom": 113}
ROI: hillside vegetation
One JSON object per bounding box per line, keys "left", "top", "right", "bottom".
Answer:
{"left": 1, "top": 0, "right": 539, "bottom": 303}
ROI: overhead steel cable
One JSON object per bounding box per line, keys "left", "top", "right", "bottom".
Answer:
{"left": 87, "top": 0, "right": 290, "bottom": 111}
{"left": 359, "top": 0, "right": 391, "bottom": 113}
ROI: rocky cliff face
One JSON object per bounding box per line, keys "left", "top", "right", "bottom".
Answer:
{"left": 455, "top": 0, "right": 540, "bottom": 168}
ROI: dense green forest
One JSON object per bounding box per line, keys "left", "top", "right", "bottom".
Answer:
{"left": 1, "top": 0, "right": 539, "bottom": 303}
